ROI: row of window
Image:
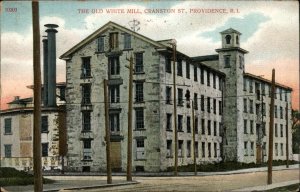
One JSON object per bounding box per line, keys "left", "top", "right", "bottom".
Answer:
{"left": 166, "top": 114, "right": 222, "bottom": 136}
{"left": 243, "top": 78, "right": 288, "bottom": 101}
{"left": 245, "top": 142, "right": 286, "bottom": 157}
{"left": 3, "top": 116, "right": 49, "bottom": 135}
{"left": 244, "top": 120, "right": 286, "bottom": 137}
{"left": 82, "top": 108, "right": 145, "bottom": 132}
{"left": 3, "top": 143, "right": 49, "bottom": 158}
{"left": 167, "top": 140, "right": 219, "bottom": 158}
{"left": 96, "top": 32, "right": 132, "bottom": 52}
{"left": 166, "top": 88, "right": 222, "bottom": 114}
{"left": 166, "top": 60, "right": 223, "bottom": 90}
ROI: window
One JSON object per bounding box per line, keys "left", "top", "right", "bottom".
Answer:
{"left": 167, "top": 140, "right": 172, "bottom": 158}
{"left": 135, "top": 108, "right": 144, "bottom": 130}
{"left": 244, "top": 142, "right": 248, "bottom": 156}
{"left": 195, "top": 142, "right": 199, "bottom": 157}
{"left": 244, "top": 120, "right": 247, "bottom": 134}
{"left": 136, "top": 139, "right": 145, "bottom": 160}
{"left": 166, "top": 86, "right": 172, "bottom": 104}
{"left": 208, "top": 143, "right": 211, "bottom": 157}
{"left": 249, "top": 100, "right": 253, "bottom": 113}
{"left": 97, "top": 36, "right": 104, "bottom": 52}
{"left": 124, "top": 33, "right": 131, "bottom": 49}
{"left": 213, "top": 99, "right": 216, "bottom": 114}
{"left": 202, "top": 142, "right": 205, "bottom": 157}
{"left": 256, "top": 88, "right": 260, "bottom": 100}
{"left": 263, "top": 122, "right": 266, "bottom": 136}
{"left": 275, "top": 143, "right": 278, "bottom": 156}
{"left": 135, "top": 82, "right": 144, "bottom": 102}
{"left": 82, "top": 112, "right": 91, "bottom": 131}
{"left": 207, "top": 97, "right": 211, "bottom": 113}
{"left": 256, "top": 104, "right": 260, "bottom": 115}
{"left": 81, "top": 84, "right": 91, "bottom": 105}
{"left": 135, "top": 52, "right": 143, "bottom": 73}
{"left": 4, "top": 118, "right": 12, "bottom": 134}
{"left": 109, "top": 113, "right": 120, "bottom": 134}
{"left": 219, "top": 100, "right": 222, "bottom": 115}
{"left": 207, "top": 71, "right": 210, "bottom": 86}
{"left": 201, "top": 95, "right": 204, "bottom": 111}
{"left": 109, "top": 32, "right": 118, "bottom": 49}
{"left": 285, "top": 92, "right": 287, "bottom": 101}
{"left": 186, "top": 62, "right": 190, "bottom": 79}
{"left": 201, "top": 119, "right": 205, "bottom": 134}
{"left": 280, "top": 124, "right": 283, "bottom": 137}
{"left": 275, "top": 105, "right": 278, "bottom": 118}
{"left": 201, "top": 69, "right": 204, "bottom": 84}
{"left": 41, "top": 116, "right": 48, "bottom": 133}
{"left": 250, "top": 142, "right": 254, "bottom": 156}
{"left": 213, "top": 74, "right": 216, "bottom": 88}
{"left": 185, "top": 90, "right": 191, "bottom": 108}
{"left": 280, "top": 143, "right": 283, "bottom": 156}
{"left": 225, "top": 35, "right": 231, "bottom": 44}
{"left": 81, "top": 57, "right": 91, "bottom": 78}
{"left": 243, "top": 98, "right": 247, "bottom": 112}
{"left": 208, "top": 120, "right": 211, "bottom": 135}
{"left": 178, "top": 140, "right": 183, "bottom": 157}
{"left": 279, "top": 89, "right": 282, "bottom": 100}
{"left": 109, "top": 56, "right": 120, "bottom": 75}
{"left": 177, "top": 88, "right": 183, "bottom": 106}
{"left": 243, "top": 78, "right": 247, "bottom": 91}
{"left": 280, "top": 107, "right": 283, "bottom": 119}
{"left": 187, "top": 140, "right": 191, "bottom": 157}
{"left": 213, "top": 121, "right": 217, "bottom": 136}
{"left": 236, "top": 36, "right": 239, "bottom": 44}
{"left": 195, "top": 118, "right": 198, "bottom": 133}
{"left": 239, "top": 55, "right": 243, "bottom": 69}
{"left": 218, "top": 77, "right": 222, "bottom": 91}
{"left": 187, "top": 116, "right": 191, "bottom": 133}
{"left": 83, "top": 140, "right": 92, "bottom": 160}
{"left": 194, "top": 65, "right": 198, "bottom": 81}
{"left": 262, "top": 83, "right": 265, "bottom": 95}
{"left": 4, "top": 144, "right": 12, "bottom": 157}
{"left": 165, "top": 56, "right": 172, "bottom": 73}
{"left": 177, "top": 60, "right": 182, "bottom": 76}
{"left": 166, "top": 113, "right": 172, "bottom": 131}
{"left": 214, "top": 143, "right": 217, "bottom": 157}
{"left": 249, "top": 80, "right": 253, "bottom": 93}
{"left": 250, "top": 120, "right": 254, "bottom": 134}
{"left": 110, "top": 85, "right": 120, "bottom": 103}
{"left": 42, "top": 143, "right": 48, "bottom": 157}
{"left": 224, "top": 55, "right": 230, "bottom": 68}
{"left": 178, "top": 115, "right": 183, "bottom": 132}
{"left": 275, "top": 124, "right": 278, "bottom": 137}
{"left": 262, "top": 103, "right": 266, "bottom": 116}
{"left": 219, "top": 123, "right": 223, "bottom": 137}
{"left": 194, "top": 93, "right": 198, "bottom": 110}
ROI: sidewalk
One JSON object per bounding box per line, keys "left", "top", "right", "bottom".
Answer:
{"left": 232, "top": 180, "right": 299, "bottom": 191}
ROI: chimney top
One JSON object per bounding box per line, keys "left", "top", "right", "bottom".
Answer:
{"left": 44, "top": 24, "right": 59, "bottom": 29}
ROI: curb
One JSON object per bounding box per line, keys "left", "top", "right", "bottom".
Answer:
{"left": 43, "top": 181, "right": 139, "bottom": 192}
{"left": 232, "top": 180, "right": 299, "bottom": 191}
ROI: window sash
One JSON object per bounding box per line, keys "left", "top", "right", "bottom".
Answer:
{"left": 135, "top": 108, "right": 144, "bottom": 130}
{"left": 109, "top": 57, "right": 120, "bottom": 75}
{"left": 124, "top": 34, "right": 131, "bottom": 49}
{"left": 42, "top": 143, "right": 48, "bottom": 157}
{"left": 97, "top": 36, "right": 104, "bottom": 52}
{"left": 41, "top": 116, "right": 48, "bottom": 132}
{"left": 110, "top": 85, "right": 120, "bottom": 103}
{"left": 82, "top": 84, "right": 91, "bottom": 104}
{"left": 135, "top": 83, "right": 144, "bottom": 102}
{"left": 109, "top": 114, "right": 120, "bottom": 133}
{"left": 4, "top": 118, "right": 12, "bottom": 134}
{"left": 4, "top": 145, "right": 12, "bottom": 157}
{"left": 135, "top": 53, "right": 143, "bottom": 73}
{"left": 82, "top": 112, "right": 91, "bottom": 131}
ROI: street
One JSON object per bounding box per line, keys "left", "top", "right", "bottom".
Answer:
{"left": 81, "top": 169, "right": 299, "bottom": 192}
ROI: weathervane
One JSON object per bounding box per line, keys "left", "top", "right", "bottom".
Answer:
{"left": 128, "top": 19, "right": 140, "bottom": 32}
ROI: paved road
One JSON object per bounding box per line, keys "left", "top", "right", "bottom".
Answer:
{"left": 81, "top": 169, "right": 299, "bottom": 192}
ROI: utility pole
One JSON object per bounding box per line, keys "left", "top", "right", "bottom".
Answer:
{"left": 127, "top": 54, "right": 133, "bottom": 181}
{"left": 171, "top": 40, "right": 178, "bottom": 176}
{"left": 104, "top": 79, "right": 112, "bottom": 184}
{"left": 285, "top": 102, "right": 289, "bottom": 168}
{"left": 192, "top": 100, "right": 197, "bottom": 176}
{"left": 32, "top": 1, "right": 43, "bottom": 191}
{"left": 267, "top": 69, "right": 275, "bottom": 185}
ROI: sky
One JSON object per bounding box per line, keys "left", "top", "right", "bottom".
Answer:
{"left": 0, "top": 1, "right": 299, "bottom": 110}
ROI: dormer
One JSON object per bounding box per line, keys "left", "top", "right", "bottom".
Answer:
{"left": 221, "top": 28, "right": 241, "bottom": 48}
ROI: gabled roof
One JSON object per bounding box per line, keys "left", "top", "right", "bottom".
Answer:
{"left": 244, "top": 73, "right": 292, "bottom": 91}
{"left": 220, "top": 28, "right": 241, "bottom": 35}
{"left": 59, "top": 21, "right": 167, "bottom": 60}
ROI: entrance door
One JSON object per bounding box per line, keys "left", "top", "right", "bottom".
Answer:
{"left": 110, "top": 141, "right": 121, "bottom": 171}
{"left": 256, "top": 144, "right": 262, "bottom": 164}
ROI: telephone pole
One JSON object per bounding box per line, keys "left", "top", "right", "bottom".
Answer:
{"left": 267, "top": 69, "right": 275, "bottom": 185}
{"left": 171, "top": 40, "right": 178, "bottom": 176}
{"left": 127, "top": 54, "right": 133, "bottom": 181}
{"left": 192, "top": 100, "right": 197, "bottom": 176}
{"left": 32, "top": 1, "right": 43, "bottom": 191}
{"left": 285, "top": 102, "right": 289, "bottom": 168}
{"left": 104, "top": 79, "right": 112, "bottom": 184}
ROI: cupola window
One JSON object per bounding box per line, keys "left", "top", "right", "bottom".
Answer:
{"left": 225, "top": 35, "right": 231, "bottom": 44}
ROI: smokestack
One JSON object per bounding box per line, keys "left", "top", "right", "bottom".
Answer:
{"left": 42, "top": 36, "right": 48, "bottom": 106}
{"left": 45, "top": 24, "right": 58, "bottom": 107}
